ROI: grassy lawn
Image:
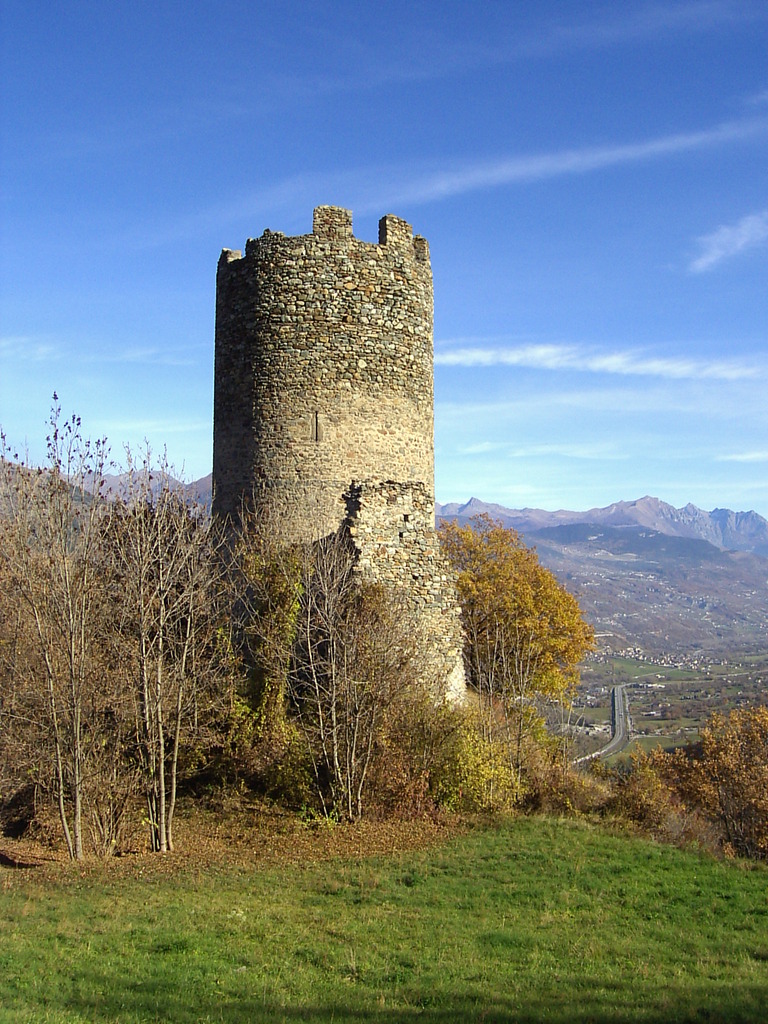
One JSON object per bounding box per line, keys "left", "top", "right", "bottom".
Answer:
{"left": 620, "top": 735, "right": 691, "bottom": 756}
{"left": 2, "top": 816, "right": 768, "bottom": 1023}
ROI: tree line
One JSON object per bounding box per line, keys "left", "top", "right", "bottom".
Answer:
{"left": 0, "top": 405, "right": 601, "bottom": 858}
{"left": 5, "top": 405, "right": 765, "bottom": 864}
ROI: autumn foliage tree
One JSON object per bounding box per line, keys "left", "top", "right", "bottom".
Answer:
{"left": 439, "top": 515, "right": 594, "bottom": 799}
{"left": 662, "top": 707, "right": 768, "bottom": 860}
{"left": 605, "top": 705, "right": 768, "bottom": 862}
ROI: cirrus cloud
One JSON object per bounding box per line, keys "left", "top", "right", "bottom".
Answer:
{"left": 434, "top": 343, "right": 761, "bottom": 381}
{"left": 715, "top": 450, "right": 768, "bottom": 463}
{"left": 690, "top": 208, "right": 768, "bottom": 272}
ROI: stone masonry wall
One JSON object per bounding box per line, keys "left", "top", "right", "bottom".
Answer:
{"left": 213, "top": 206, "right": 434, "bottom": 537}
{"left": 212, "top": 206, "right": 465, "bottom": 697}
{"left": 344, "top": 480, "right": 466, "bottom": 701}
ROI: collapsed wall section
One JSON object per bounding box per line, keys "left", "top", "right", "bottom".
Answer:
{"left": 344, "top": 480, "right": 466, "bottom": 702}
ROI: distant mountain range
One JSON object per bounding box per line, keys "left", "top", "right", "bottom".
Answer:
{"left": 436, "top": 497, "right": 768, "bottom": 659}
{"left": 436, "top": 495, "right": 768, "bottom": 558}
{"left": 83, "top": 479, "right": 768, "bottom": 561}
{"left": 10, "top": 465, "right": 767, "bottom": 659}
{"left": 98, "top": 483, "right": 768, "bottom": 659}
{"left": 96, "top": 472, "right": 213, "bottom": 507}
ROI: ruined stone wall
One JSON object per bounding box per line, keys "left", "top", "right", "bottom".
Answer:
{"left": 213, "top": 206, "right": 434, "bottom": 537}
{"left": 344, "top": 480, "right": 466, "bottom": 701}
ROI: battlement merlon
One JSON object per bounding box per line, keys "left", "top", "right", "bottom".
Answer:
{"left": 313, "top": 205, "right": 353, "bottom": 241}
{"left": 221, "top": 207, "right": 429, "bottom": 263}
{"left": 378, "top": 214, "right": 429, "bottom": 262}
{"left": 219, "top": 248, "right": 242, "bottom": 264}
{"left": 216, "top": 248, "right": 244, "bottom": 290}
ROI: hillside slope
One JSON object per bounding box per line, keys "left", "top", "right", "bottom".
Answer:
{"left": 437, "top": 498, "right": 768, "bottom": 658}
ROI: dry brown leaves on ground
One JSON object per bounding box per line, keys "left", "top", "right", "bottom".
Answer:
{"left": 0, "top": 798, "right": 468, "bottom": 886}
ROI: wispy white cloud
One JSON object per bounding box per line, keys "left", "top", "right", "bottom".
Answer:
{"left": 309, "top": 2, "right": 768, "bottom": 94}
{"left": 689, "top": 208, "right": 768, "bottom": 272}
{"left": 458, "top": 440, "right": 623, "bottom": 460}
{"left": 0, "top": 336, "right": 60, "bottom": 362}
{"left": 509, "top": 1, "right": 768, "bottom": 60}
{"left": 95, "top": 417, "right": 211, "bottom": 440}
{"left": 6, "top": 95, "right": 255, "bottom": 174}
{"left": 435, "top": 343, "right": 760, "bottom": 381}
{"left": 374, "top": 116, "right": 768, "bottom": 209}
{"left": 715, "top": 450, "right": 768, "bottom": 463}
{"left": 128, "top": 114, "right": 768, "bottom": 249}
{"left": 82, "top": 346, "right": 199, "bottom": 368}
{"left": 119, "top": 172, "right": 334, "bottom": 249}
{"left": 436, "top": 375, "right": 768, "bottom": 432}
{"left": 0, "top": 336, "right": 198, "bottom": 369}
{"left": 745, "top": 88, "right": 768, "bottom": 107}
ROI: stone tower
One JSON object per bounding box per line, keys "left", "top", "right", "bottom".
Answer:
{"left": 213, "top": 206, "right": 465, "bottom": 697}
{"left": 213, "top": 205, "right": 434, "bottom": 534}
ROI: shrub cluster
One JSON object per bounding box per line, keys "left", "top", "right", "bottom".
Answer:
{"left": 608, "top": 708, "right": 768, "bottom": 859}
{"left": 8, "top": 410, "right": 764, "bottom": 864}
{"left": 0, "top": 416, "right": 601, "bottom": 857}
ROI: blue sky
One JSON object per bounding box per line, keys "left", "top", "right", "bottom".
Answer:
{"left": 2, "top": 1, "right": 767, "bottom": 514}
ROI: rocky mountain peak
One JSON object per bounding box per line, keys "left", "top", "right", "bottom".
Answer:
{"left": 436, "top": 495, "right": 768, "bottom": 557}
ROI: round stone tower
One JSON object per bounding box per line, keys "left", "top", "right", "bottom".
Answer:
{"left": 213, "top": 206, "right": 466, "bottom": 698}
{"left": 212, "top": 205, "right": 435, "bottom": 537}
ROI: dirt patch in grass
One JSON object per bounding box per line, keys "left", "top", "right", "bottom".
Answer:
{"left": 0, "top": 796, "right": 470, "bottom": 886}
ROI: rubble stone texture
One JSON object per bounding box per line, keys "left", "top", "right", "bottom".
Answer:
{"left": 213, "top": 206, "right": 465, "bottom": 698}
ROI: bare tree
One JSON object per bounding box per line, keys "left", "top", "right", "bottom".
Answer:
{"left": 0, "top": 401, "right": 110, "bottom": 859}
{"left": 288, "top": 531, "right": 428, "bottom": 821}
{"left": 104, "top": 449, "right": 224, "bottom": 852}
{"left": 0, "top": 577, "right": 38, "bottom": 821}
{"left": 227, "top": 512, "right": 442, "bottom": 820}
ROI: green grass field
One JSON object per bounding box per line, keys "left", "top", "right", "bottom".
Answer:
{"left": 2, "top": 816, "right": 768, "bottom": 1023}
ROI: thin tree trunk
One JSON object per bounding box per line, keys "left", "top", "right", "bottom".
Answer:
{"left": 49, "top": 673, "right": 75, "bottom": 859}
{"left": 167, "top": 679, "right": 184, "bottom": 853}
{"left": 156, "top": 650, "right": 167, "bottom": 853}
{"left": 33, "top": 604, "right": 76, "bottom": 859}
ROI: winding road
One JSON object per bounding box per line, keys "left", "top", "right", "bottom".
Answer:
{"left": 575, "top": 684, "right": 631, "bottom": 764}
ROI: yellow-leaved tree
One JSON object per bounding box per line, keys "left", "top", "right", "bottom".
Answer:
{"left": 439, "top": 515, "right": 594, "bottom": 799}
{"left": 675, "top": 707, "right": 768, "bottom": 859}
